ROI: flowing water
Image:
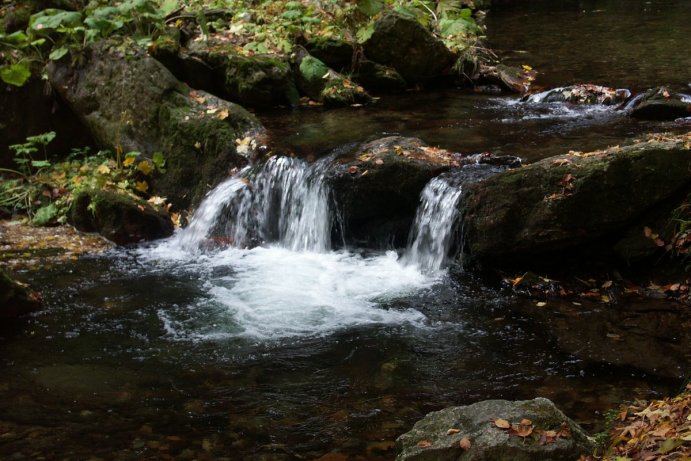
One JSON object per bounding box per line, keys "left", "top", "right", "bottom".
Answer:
{"left": 1, "top": 1, "right": 689, "bottom": 460}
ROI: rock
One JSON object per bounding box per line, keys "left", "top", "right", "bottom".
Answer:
{"left": 0, "top": 269, "right": 41, "bottom": 319}
{"left": 477, "top": 64, "right": 537, "bottom": 94}
{"left": 396, "top": 397, "right": 596, "bottom": 461}
{"left": 304, "top": 37, "right": 354, "bottom": 72}
{"left": 326, "top": 137, "right": 463, "bottom": 247}
{"left": 48, "top": 38, "right": 264, "bottom": 209}
{"left": 523, "top": 84, "right": 631, "bottom": 105}
{"left": 0, "top": 78, "right": 93, "bottom": 169}
{"left": 514, "top": 298, "right": 690, "bottom": 379}
{"left": 293, "top": 46, "right": 371, "bottom": 106}
{"left": 628, "top": 87, "right": 691, "bottom": 120}
{"left": 362, "top": 12, "right": 455, "bottom": 83}
{"left": 462, "top": 139, "right": 691, "bottom": 266}
{"left": 353, "top": 59, "right": 407, "bottom": 93}
{"left": 68, "top": 189, "right": 173, "bottom": 244}
{"left": 168, "top": 38, "right": 299, "bottom": 109}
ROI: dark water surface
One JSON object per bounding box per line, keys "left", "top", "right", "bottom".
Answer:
{"left": 1, "top": 1, "right": 689, "bottom": 460}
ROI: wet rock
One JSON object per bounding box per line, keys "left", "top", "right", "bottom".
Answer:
{"left": 68, "top": 189, "right": 173, "bottom": 244}
{"left": 396, "top": 397, "right": 595, "bottom": 461}
{"left": 628, "top": 86, "right": 691, "bottom": 120}
{"left": 477, "top": 64, "right": 537, "bottom": 94}
{"left": 48, "top": 38, "right": 264, "bottom": 209}
{"left": 293, "top": 46, "right": 371, "bottom": 106}
{"left": 353, "top": 60, "right": 407, "bottom": 94}
{"left": 327, "top": 137, "right": 513, "bottom": 247}
{"left": 362, "top": 12, "right": 455, "bottom": 83}
{"left": 523, "top": 84, "right": 631, "bottom": 105}
{"left": 462, "top": 138, "right": 691, "bottom": 266}
{"left": 0, "top": 269, "right": 41, "bottom": 319}
{"left": 514, "top": 298, "right": 690, "bottom": 379}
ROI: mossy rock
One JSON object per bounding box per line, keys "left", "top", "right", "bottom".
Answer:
{"left": 68, "top": 188, "right": 173, "bottom": 245}
{"left": 48, "top": 38, "right": 264, "bottom": 210}
{"left": 294, "top": 46, "right": 372, "bottom": 106}
{"left": 462, "top": 139, "right": 691, "bottom": 266}
{"left": 362, "top": 12, "right": 455, "bottom": 83}
{"left": 0, "top": 269, "right": 41, "bottom": 319}
{"left": 396, "top": 398, "right": 595, "bottom": 461}
{"left": 224, "top": 54, "right": 299, "bottom": 108}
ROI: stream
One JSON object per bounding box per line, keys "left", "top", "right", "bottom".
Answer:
{"left": 1, "top": 1, "right": 690, "bottom": 460}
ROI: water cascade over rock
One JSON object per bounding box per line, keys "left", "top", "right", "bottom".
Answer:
{"left": 401, "top": 174, "right": 464, "bottom": 273}
{"left": 172, "top": 156, "right": 332, "bottom": 253}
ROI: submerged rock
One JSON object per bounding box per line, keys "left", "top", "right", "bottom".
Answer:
{"left": 68, "top": 189, "right": 173, "bottom": 245}
{"left": 462, "top": 138, "right": 691, "bottom": 266}
{"left": 0, "top": 269, "right": 41, "bottom": 319}
{"left": 523, "top": 84, "right": 631, "bottom": 105}
{"left": 628, "top": 86, "right": 691, "bottom": 120}
{"left": 477, "top": 64, "right": 538, "bottom": 94}
{"left": 514, "top": 297, "right": 690, "bottom": 379}
{"left": 396, "top": 397, "right": 595, "bottom": 461}
{"left": 48, "top": 39, "right": 264, "bottom": 209}
{"left": 362, "top": 12, "right": 455, "bottom": 83}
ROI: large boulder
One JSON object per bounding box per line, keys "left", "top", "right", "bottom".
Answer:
{"left": 47, "top": 39, "right": 264, "bottom": 210}
{"left": 68, "top": 189, "right": 174, "bottom": 245}
{"left": 0, "top": 269, "right": 41, "bottom": 320}
{"left": 396, "top": 397, "right": 595, "bottom": 461}
{"left": 168, "top": 38, "right": 300, "bottom": 109}
{"left": 326, "top": 136, "right": 461, "bottom": 246}
{"left": 362, "top": 12, "right": 455, "bottom": 83}
{"left": 628, "top": 87, "right": 691, "bottom": 120}
{"left": 462, "top": 138, "right": 691, "bottom": 266}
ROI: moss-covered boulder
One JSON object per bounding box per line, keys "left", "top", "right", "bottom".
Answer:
{"left": 353, "top": 59, "right": 407, "bottom": 93}
{"left": 170, "top": 38, "right": 299, "bottom": 109}
{"left": 396, "top": 398, "right": 595, "bottom": 461}
{"left": 326, "top": 137, "right": 463, "bottom": 247}
{"left": 362, "top": 12, "right": 455, "bottom": 83}
{"left": 628, "top": 87, "right": 691, "bottom": 120}
{"left": 462, "top": 139, "right": 691, "bottom": 266}
{"left": 294, "top": 46, "right": 371, "bottom": 106}
{"left": 47, "top": 39, "right": 264, "bottom": 209}
{"left": 68, "top": 189, "right": 173, "bottom": 245}
{"left": 304, "top": 37, "right": 354, "bottom": 72}
{"left": 0, "top": 269, "right": 41, "bottom": 319}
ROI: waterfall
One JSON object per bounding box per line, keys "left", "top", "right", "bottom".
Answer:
{"left": 402, "top": 175, "right": 464, "bottom": 273}
{"left": 171, "top": 156, "right": 332, "bottom": 253}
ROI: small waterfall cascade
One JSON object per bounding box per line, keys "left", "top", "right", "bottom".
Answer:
{"left": 402, "top": 174, "right": 464, "bottom": 273}
{"left": 172, "top": 156, "right": 332, "bottom": 253}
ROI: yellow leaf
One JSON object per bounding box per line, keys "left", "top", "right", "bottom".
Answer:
{"left": 135, "top": 180, "right": 149, "bottom": 192}
{"left": 123, "top": 156, "right": 136, "bottom": 167}
{"left": 494, "top": 419, "right": 511, "bottom": 429}
{"left": 97, "top": 164, "right": 111, "bottom": 175}
{"left": 522, "top": 64, "right": 533, "bottom": 71}
{"left": 137, "top": 161, "right": 154, "bottom": 175}
{"left": 217, "top": 109, "right": 229, "bottom": 120}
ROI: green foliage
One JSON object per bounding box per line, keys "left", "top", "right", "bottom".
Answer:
{"left": 0, "top": 61, "right": 31, "bottom": 86}
{"left": 0, "top": 132, "right": 168, "bottom": 225}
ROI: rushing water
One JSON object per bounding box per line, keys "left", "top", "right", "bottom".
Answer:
{"left": 1, "top": 1, "right": 689, "bottom": 460}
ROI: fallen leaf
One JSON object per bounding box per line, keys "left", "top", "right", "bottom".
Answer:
{"left": 494, "top": 419, "right": 511, "bottom": 429}
{"left": 447, "top": 428, "right": 461, "bottom": 435}
{"left": 520, "top": 419, "right": 532, "bottom": 426}
{"left": 416, "top": 440, "right": 432, "bottom": 448}
{"left": 459, "top": 437, "right": 471, "bottom": 450}
{"left": 536, "top": 301, "right": 547, "bottom": 307}
{"left": 374, "top": 159, "right": 384, "bottom": 165}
